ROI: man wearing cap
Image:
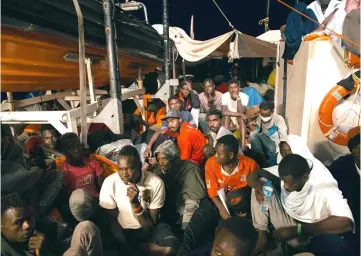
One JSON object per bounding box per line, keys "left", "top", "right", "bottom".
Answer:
{"left": 329, "top": 126, "right": 360, "bottom": 255}
{"left": 158, "top": 109, "right": 207, "bottom": 166}
{"left": 165, "top": 109, "right": 207, "bottom": 166}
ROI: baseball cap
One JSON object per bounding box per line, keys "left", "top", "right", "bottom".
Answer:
{"left": 161, "top": 109, "right": 182, "bottom": 121}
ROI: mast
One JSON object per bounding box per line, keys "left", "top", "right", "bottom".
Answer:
{"left": 163, "top": 0, "right": 170, "bottom": 94}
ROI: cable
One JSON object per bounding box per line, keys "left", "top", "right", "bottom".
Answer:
{"left": 211, "top": 0, "right": 235, "bottom": 30}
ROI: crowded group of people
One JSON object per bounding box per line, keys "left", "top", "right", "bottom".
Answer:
{"left": 1, "top": 67, "right": 359, "bottom": 256}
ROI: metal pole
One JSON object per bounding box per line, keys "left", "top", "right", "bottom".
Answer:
{"left": 72, "top": 0, "right": 87, "bottom": 146}
{"left": 163, "top": 0, "right": 170, "bottom": 94}
{"left": 103, "top": 0, "right": 124, "bottom": 134}
{"left": 103, "top": 0, "right": 121, "bottom": 100}
{"left": 282, "top": 60, "right": 288, "bottom": 117}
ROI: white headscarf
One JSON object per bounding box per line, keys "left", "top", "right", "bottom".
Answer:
{"left": 269, "top": 135, "right": 352, "bottom": 223}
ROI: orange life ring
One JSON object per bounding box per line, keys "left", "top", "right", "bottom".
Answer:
{"left": 304, "top": 33, "right": 332, "bottom": 41}
{"left": 318, "top": 82, "right": 358, "bottom": 145}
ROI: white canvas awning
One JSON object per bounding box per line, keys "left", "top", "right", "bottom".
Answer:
{"left": 152, "top": 24, "right": 277, "bottom": 62}
{"left": 256, "top": 30, "right": 281, "bottom": 44}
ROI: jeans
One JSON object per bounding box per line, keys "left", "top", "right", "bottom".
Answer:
{"left": 250, "top": 131, "right": 277, "bottom": 166}
{"left": 198, "top": 113, "right": 209, "bottom": 135}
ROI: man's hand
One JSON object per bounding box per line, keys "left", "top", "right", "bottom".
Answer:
{"left": 127, "top": 183, "right": 140, "bottom": 205}
{"left": 255, "top": 187, "right": 266, "bottom": 204}
{"left": 219, "top": 208, "right": 231, "bottom": 220}
{"left": 273, "top": 227, "right": 297, "bottom": 242}
{"left": 28, "top": 231, "right": 45, "bottom": 256}
{"left": 186, "top": 81, "right": 193, "bottom": 91}
{"left": 143, "top": 147, "right": 152, "bottom": 158}
{"left": 148, "top": 157, "right": 157, "bottom": 166}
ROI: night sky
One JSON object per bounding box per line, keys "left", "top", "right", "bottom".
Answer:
{"left": 139, "top": 0, "right": 302, "bottom": 39}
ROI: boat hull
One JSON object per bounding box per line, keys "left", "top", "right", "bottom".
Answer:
{"left": 1, "top": 26, "right": 160, "bottom": 92}
{"left": 1, "top": 0, "right": 164, "bottom": 92}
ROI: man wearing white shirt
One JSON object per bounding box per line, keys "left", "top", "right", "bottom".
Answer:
{"left": 99, "top": 145, "right": 178, "bottom": 255}
{"left": 221, "top": 79, "right": 249, "bottom": 151}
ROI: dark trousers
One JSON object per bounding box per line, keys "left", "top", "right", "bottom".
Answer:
{"left": 307, "top": 234, "right": 356, "bottom": 256}
{"left": 177, "top": 187, "right": 252, "bottom": 256}
{"left": 125, "top": 223, "right": 180, "bottom": 254}
{"left": 176, "top": 198, "right": 219, "bottom": 256}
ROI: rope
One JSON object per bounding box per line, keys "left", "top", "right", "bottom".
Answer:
{"left": 276, "top": 0, "right": 361, "bottom": 49}
{"left": 211, "top": 0, "right": 235, "bottom": 30}
{"left": 258, "top": 17, "right": 270, "bottom": 32}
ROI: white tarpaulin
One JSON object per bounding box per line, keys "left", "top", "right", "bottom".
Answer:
{"left": 152, "top": 24, "right": 277, "bottom": 62}
{"left": 257, "top": 30, "right": 281, "bottom": 44}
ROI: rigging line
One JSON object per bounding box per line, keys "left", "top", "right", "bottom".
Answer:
{"left": 276, "top": 0, "right": 361, "bottom": 49}
{"left": 211, "top": 0, "right": 235, "bottom": 30}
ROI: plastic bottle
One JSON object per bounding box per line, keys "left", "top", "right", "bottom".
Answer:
{"left": 260, "top": 180, "right": 273, "bottom": 212}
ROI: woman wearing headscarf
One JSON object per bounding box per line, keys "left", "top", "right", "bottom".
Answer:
{"left": 153, "top": 140, "right": 207, "bottom": 231}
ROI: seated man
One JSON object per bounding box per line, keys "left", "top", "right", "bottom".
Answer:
{"left": 176, "top": 135, "right": 259, "bottom": 256}
{"left": 162, "top": 96, "right": 196, "bottom": 129}
{"left": 214, "top": 74, "right": 228, "bottom": 94}
{"left": 189, "top": 216, "right": 258, "bottom": 256}
{"left": 153, "top": 140, "right": 207, "bottom": 230}
{"left": 25, "top": 124, "right": 62, "bottom": 170}
{"left": 202, "top": 110, "right": 243, "bottom": 159}
{"left": 58, "top": 133, "right": 104, "bottom": 222}
{"left": 247, "top": 154, "right": 355, "bottom": 256}
{"left": 1, "top": 193, "right": 103, "bottom": 256}
{"left": 2, "top": 135, "right": 64, "bottom": 219}
{"left": 133, "top": 94, "right": 167, "bottom": 132}
{"left": 142, "top": 95, "right": 197, "bottom": 165}
{"left": 329, "top": 126, "right": 360, "bottom": 255}
{"left": 198, "top": 79, "right": 223, "bottom": 134}
{"left": 99, "top": 145, "right": 179, "bottom": 255}
{"left": 205, "top": 135, "right": 259, "bottom": 220}
{"left": 177, "top": 79, "right": 200, "bottom": 112}
{"left": 146, "top": 109, "right": 207, "bottom": 167}
{"left": 250, "top": 101, "right": 289, "bottom": 167}
{"left": 221, "top": 79, "right": 249, "bottom": 151}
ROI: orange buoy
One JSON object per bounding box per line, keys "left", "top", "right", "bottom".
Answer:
{"left": 318, "top": 82, "right": 358, "bottom": 145}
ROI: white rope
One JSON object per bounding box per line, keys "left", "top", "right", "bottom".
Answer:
{"left": 211, "top": 0, "right": 235, "bottom": 30}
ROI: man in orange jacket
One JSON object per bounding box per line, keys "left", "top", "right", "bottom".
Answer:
{"left": 133, "top": 94, "right": 166, "bottom": 132}
{"left": 162, "top": 109, "right": 207, "bottom": 166}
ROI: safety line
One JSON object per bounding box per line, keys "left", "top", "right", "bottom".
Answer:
{"left": 211, "top": 0, "right": 235, "bottom": 30}
{"left": 276, "top": 0, "right": 361, "bottom": 49}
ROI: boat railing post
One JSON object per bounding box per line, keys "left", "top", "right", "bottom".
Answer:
{"left": 85, "top": 58, "right": 96, "bottom": 104}
{"left": 163, "top": 0, "right": 170, "bottom": 96}
{"left": 103, "top": 0, "right": 124, "bottom": 134}
{"left": 71, "top": 0, "right": 88, "bottom": 146}
{"left": 137, "top": 68, "right": 143, "bottom": 89}
{"left": 6, "top": 92, "right": 14, "bottom": 111}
